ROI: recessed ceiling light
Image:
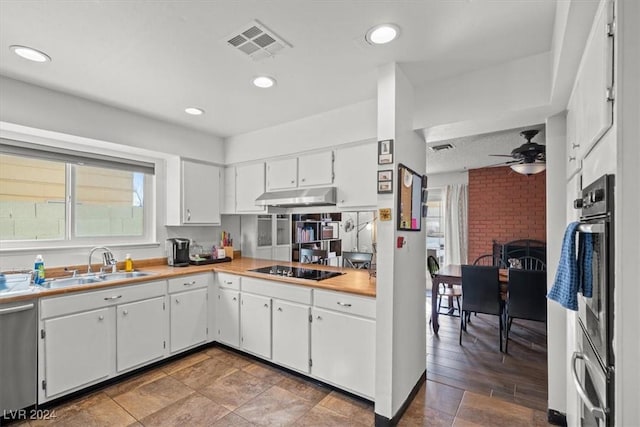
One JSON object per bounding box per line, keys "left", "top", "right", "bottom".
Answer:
{"left": 366, "top": 24, "right": 400, "bottom": 45}
{"left": 10, "top": 45, "right": 51, "bottom": 62}
{"left": 252, "top": 76, "right": 276, "bottom": 88}
{"left": 184, "top": 107, "right": 204, "bottom": 116}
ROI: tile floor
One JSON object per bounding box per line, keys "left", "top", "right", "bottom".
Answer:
{"left": 7, "top": 344, "right": 550, "bottom": 426}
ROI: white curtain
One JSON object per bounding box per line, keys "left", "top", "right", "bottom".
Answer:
{"left": 444, "top": 184, "right": 468, "bottom": 265}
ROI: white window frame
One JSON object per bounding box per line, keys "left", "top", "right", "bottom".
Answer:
{"left": 0, "top": 124, "right": 160, "bottom": 251}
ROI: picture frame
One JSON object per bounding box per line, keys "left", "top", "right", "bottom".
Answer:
{"left": 378, "top": 180, "right": 393, "bottom": 194}
{"left": 378, "top": 169, "right": 393, "bottom": 182}
{"left": 378, "top": 139, "right": 394, "bottom": 164}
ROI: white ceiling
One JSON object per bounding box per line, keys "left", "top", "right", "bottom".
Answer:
{"left": 426, "top": 125, "right": 546, "bottom": 175}
{"left": 0, "top": 0, "right": 557, "bottom": 139}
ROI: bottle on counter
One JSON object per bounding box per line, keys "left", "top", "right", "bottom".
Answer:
{"left": 125, "top": 254, "right": 134, "bottom": 272}
{"left": 34, "top": 254, "right": 45, "bottom": 285}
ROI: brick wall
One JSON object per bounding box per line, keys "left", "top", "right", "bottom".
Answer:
{"left": 468, "top": 166, "right": 546, "bottom": 263}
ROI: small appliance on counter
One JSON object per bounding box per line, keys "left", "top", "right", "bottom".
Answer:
{"left": 166, "top": 238, "right": 190, "bottom": 267}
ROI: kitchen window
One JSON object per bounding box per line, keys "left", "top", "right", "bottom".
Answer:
{"left": 0, "top": 138, "right": 155, "bottom": 247}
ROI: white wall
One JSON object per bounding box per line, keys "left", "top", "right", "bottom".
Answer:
{"left": 426, "top": 171, "right": 469, "bottom": 188}
{"left": 375, "top": 63, "right": 426, "bottom": 419}
{"left": 225, "top": 99, "right": 376, "bottom": 164}
{"left": 544, "top": 112, "right": 567, "bottom": 415}
{"left": 0, "top": 76, "right": 226, "bottom": 270}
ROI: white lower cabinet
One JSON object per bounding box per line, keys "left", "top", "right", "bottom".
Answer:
{"left": 117, "top": 296, "right": 165, "bottom": 372}
{"left": 217, "top": 287, "right": 240, "bottom": 347}
{"left": 311, "top": 307, "right": 375, "bottom": 398}
{"left": 43, "top": 307, "right": 112, "bottom": 398}
{"left": 241, "top": 293, "right": 272, "bottom": 358}
{"left": 272, "top": 299, "right": 310, "bottom": 373}
{"left": 170, "top": 288, "right": 208, "bottom": 353}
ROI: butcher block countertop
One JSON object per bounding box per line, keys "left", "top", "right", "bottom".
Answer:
{"left": 0, "top": 257, "right": 376, "bottom": 303}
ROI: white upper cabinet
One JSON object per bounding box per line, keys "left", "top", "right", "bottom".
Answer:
{"left": 566, "top": 0, "right": 614, "bottom": 180}
{"left": 298, "top": 151, "right": 333, "bottom": 187}
{"left": 266, "top": 158, "right": 298, "bottom": 191}
{"left": 266, "top": 151, "right": 333, "bottom": 192}
{"left": 236, "top": 163, "right": 266, "bottom": 213}
{"left": 334, "top": 143, "right": 377, "bottom": 209}
{"left": 221, "top": 166, "right": 236, "bottom": 214}
{"left": 166, "top": 158, "right": 221, "bottom": 225}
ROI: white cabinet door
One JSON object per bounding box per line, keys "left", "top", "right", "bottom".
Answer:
{"left": 566, "top": 96, "right": 581, "bottom": 179}
{"left": 335, "top": 144, "right": 377, "bottom": 208}
{"left": 298, "top": 151, "right": 333, "bottom": 187}
{"left": 241, "top": 293, "right": 272, "bottom": 359}
{"left": 217, "top": 288, "right": 240, "bottom": 347}
{"left": 43, "top": 308, "right": 112, "bottom": 398}
{"left": 578, "top": 0, "right": 614, "bottom": 158}
{"left": 273, "top": 300, "right": 309, "bottom": 373}
{"left": 267, "top": 158, "right": 297, "bottom": 191}
{"left": 182, "top": 160, "right": 221, "bottom": 224}
{"left": 273, "top": 246, "right": 291, "bottom": 262}
{"left": 254, "top": 246, "right": 273, "bottom": 260}
{"left": 222, "top": 166, "right": 236, "bottom": 214}
{"left": 170, "top": 288, "right": 208, "bottom": 353}
{"left": 116, "top": 297, "right": 165, "bottom": 372}
{"left": 311, "top": 307, "right": 375, "bottom": 398}
{"left": 236, "top": 163, "right": 266, "bottom": 213}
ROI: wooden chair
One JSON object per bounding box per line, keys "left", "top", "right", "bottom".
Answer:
{"left": 428, "top": 255, "right": 461, "bottom": 316}
{"left": 460, "top": 265, "right": 503, "bottom": 352}
{"left": 504, "top": 269, "right": 547, "bottom": 353}
{"left": 473, "top": 254, "right": 506, "bottom": 267}
{"left": 517, "top": 256, "right": 546, "bottom": 271}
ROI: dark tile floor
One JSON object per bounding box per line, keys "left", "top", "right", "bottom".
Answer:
{"left": 9, "top": 297, "right": 550, "bottom": 426}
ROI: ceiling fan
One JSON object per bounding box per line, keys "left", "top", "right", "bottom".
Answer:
{"left": 489, "top": 129, "right": 546, "bottom": 175}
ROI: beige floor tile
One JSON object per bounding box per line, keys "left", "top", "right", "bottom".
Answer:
{"left": 112, "top": 375, "right": 194, "bottom": 420}
{"left": 31, "top": 392, "right": 135, "bottom": 427}
{"left": 210, "top": 412, "right": 256, "bottom": 427}
{"left": 242, "top": 362, "right": 289, "bottom": 385}
{"left": 452, "top": 418, "right": 483, "bottom": 427}
{"left": 199, "top": 369, "right": 272, "bottom": 411}
{"left": 318, "top": 391, "right": 374, "bottom": 426}
{"left": 139, "top": 393, "right": 229, "bottom": 426}
{"left": 276, "top": 375, "right": 331, "bottom": 404}
{"left": 205, "top": 347, "right": 254, "bottom": 369}
{"left": 234, "top": 385, "right": 314, "bottom": 426}
{"left": 102, "top": 369, "right": 167, "bottom": 398}
{"left": 160, "top": 351, "right": 211, "bottom": 375}
{"left": 170, "top": 358, "right": 238, "bottom": 390}
{"left": 398, "top": 406, "right": 455, "bottom": 427}
{"left": 296, "top": 404, "right": 369, "bottom": 427}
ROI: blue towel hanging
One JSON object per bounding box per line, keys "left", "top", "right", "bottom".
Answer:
{"left": 548, "top": 222, "right": 581, "bottom": 311}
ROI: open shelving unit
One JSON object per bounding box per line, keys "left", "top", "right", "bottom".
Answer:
{"left": 291, "top": 213, "right": 342, "bottom": 264}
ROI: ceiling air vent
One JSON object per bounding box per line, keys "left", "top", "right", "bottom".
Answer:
{"left": 225, "top": 20, "right": 291, "bottom": 61}
{"left": 429, "top": 143, "right": 454, "bottom": 152}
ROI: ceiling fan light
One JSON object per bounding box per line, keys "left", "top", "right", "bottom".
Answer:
{"left": 510, "top": 162, "right": 546, "bottom": 175}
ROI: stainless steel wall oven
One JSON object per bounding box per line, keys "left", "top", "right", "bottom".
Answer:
{"left": 572, "top": 174, "right": 615, "bottom": 426}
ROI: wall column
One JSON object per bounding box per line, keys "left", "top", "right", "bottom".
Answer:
{"left": 374, "top": 63, "right": 426, "bottom": 422}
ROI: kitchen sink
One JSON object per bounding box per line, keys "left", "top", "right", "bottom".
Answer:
{"left": 43, "top": 271, "right": 156, "bottom": 289}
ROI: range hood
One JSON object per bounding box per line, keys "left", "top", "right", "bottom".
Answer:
{"left": 255, "top": 187, "right": 337, "bottom": 207}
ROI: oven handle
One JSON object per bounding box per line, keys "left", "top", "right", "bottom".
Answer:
{"left": 578, "top": 223, "right": 605, "bottom": 234}
{"left": 572, "top": 352, "right": 606, "bottom": 420}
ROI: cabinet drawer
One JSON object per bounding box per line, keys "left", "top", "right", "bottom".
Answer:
{"left": 41, "top": 281, "right": 166, "bottom": 320}
{"left": 242, "top": 277, "right": 312, "bottom": 304}
{"left": 313, "top": 289, "right": 375, "bottom": 319}
{"left": 168, "top": 273, "right": 211, "bottom": 293}
{"left": 217, "top": 272, "right": 241, "bottom": 290}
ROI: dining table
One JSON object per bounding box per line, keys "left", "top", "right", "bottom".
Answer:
{"left": 430, "top": 264, "right": 508, "bottom": 336}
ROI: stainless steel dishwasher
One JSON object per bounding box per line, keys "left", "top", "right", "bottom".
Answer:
{"left": 0, "top": 298, "right": 37, "bottom": 415}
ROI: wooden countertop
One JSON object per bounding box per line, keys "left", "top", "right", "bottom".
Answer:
{"left": 0, "top": 257, "right": 376, "bottom": 304}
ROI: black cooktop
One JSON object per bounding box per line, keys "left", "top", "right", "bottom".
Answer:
{"left": 250, "top": 265, "right": 344, "bottom": 281}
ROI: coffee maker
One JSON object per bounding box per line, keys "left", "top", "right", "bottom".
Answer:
{"left": 166, "top": 238, "right": 190, "bottom": 267}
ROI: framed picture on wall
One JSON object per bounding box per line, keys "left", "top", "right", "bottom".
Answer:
{"left": 378, "top": 139, "right": 394, "bottom": 164}
{"left": 378, "top": 180, "right": 393, "bottom": 193}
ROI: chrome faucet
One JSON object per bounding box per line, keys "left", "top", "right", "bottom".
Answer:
{"left": 87, "top": 246, "right": 117, "bottom": 274}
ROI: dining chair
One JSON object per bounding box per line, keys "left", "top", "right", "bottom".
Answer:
{"left": 428, "top": 255, "right": 461, "bottom": 317}
{"left": 473, "top": 254, "right": 506, "bottom": 267}
{"left": 517, "top": 256, "right": 546, "bottom": 271}
{"left": 460, "top": 265, "right": 503, "bottom": 351}
{"left": 504, "top": 269, "right": 547, "bottom": 353}
{"left": 342, "top": 251, "right": 374, "bottom": 269}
